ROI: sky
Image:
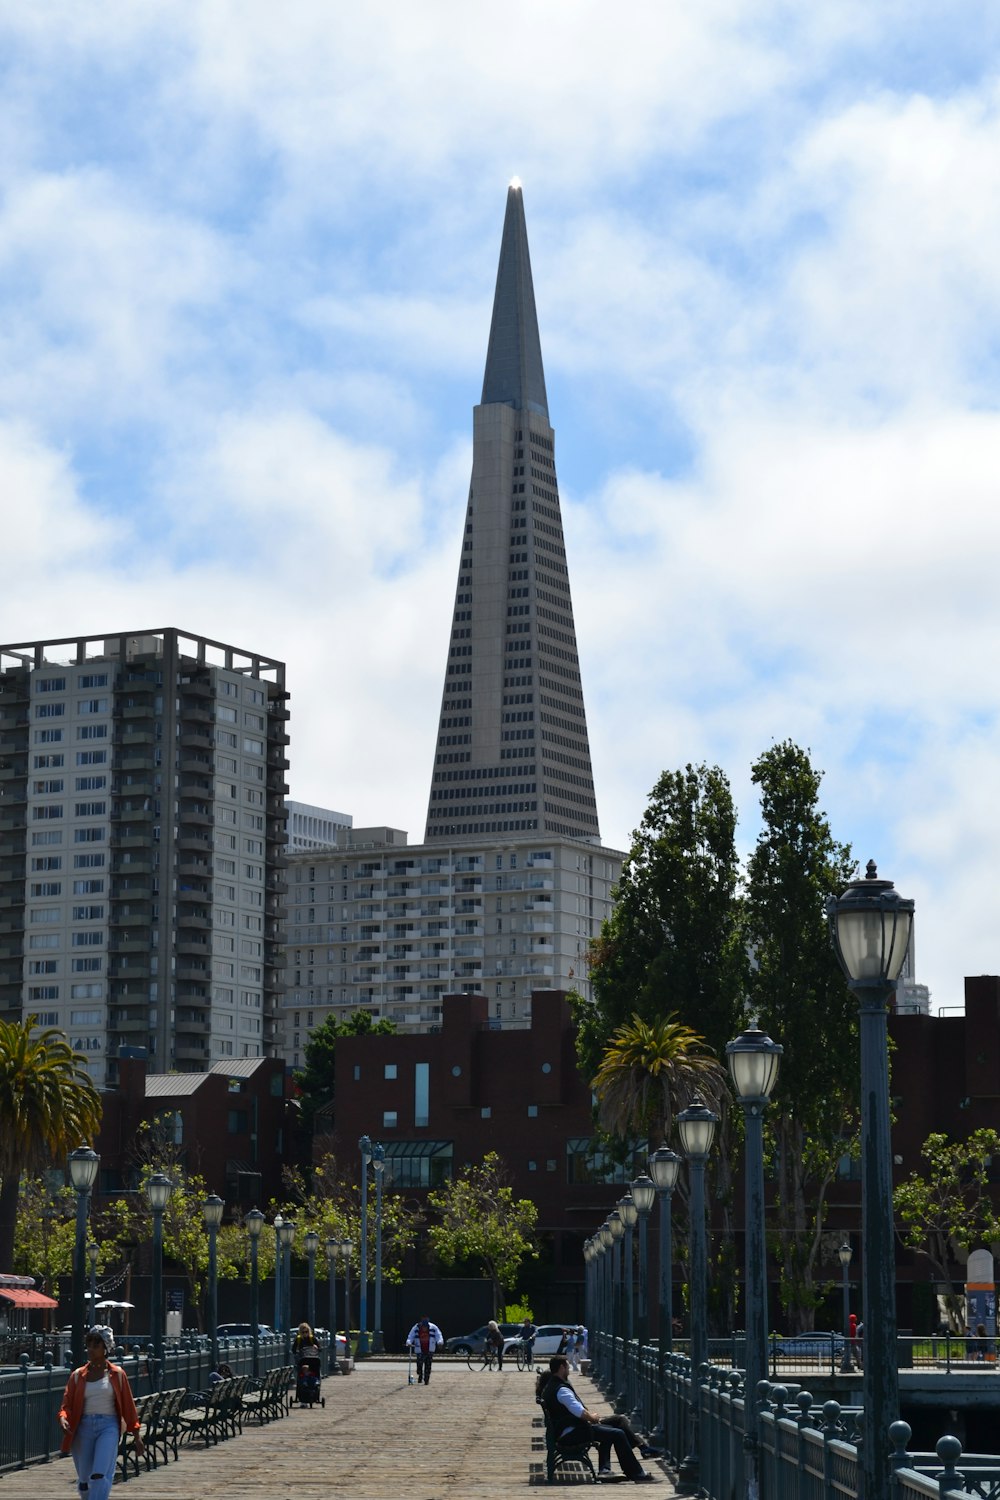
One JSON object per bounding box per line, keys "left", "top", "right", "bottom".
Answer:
{"left": 2, "top": 2, "right": 1000, "bottom": 1012}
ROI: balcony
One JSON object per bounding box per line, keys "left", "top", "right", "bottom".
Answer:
{"left": 108, "top": 909, "right": 153, "bottom": 928}
{"left": 177, "top": 807, "right": 213, "bottom": 827}
{"left": 0, "top": 764, "right": 26, "bottom": 783}
{"left": 0, "top": 916, "right": 23, "bottom": 936}
{"left": 176, "top": 859, "right": 211, "bottom": 879}
{"left": 112, "top": 833, "right": 150, "bottom": 851}
{"left": 175, "top": 962, "right": 209, "bottom": 983}
{"left": 179, "top": 727, "right": 213, "bottom": 750}
{"left": 112, "top": 804, "right": 154, "bottom": 821}
{"left": 117, "top": 752, "right": 156, "bottom": 772}
{"left": 0, "top": 891, "right": 25, "bottom": 910}
{"left": 179, "top": 706, "right": 213, "bottom": 725}
{"left": 121, "top": 702, "right": 155, "bottom": 720}
{"left": 174, "top": 1040, "right": 209, "bottom": 1062}
{"left": 109, "top": 958, "right": 152, "bottom": 978}
{"left": 0, "top": 815, "right": 26, "bottom": 833}
{"left": 178, "top": 756, "right": 212, "bottom": 775}
{"left": 176, "top": 911, "right": 212, "bottom": 931}
{"left": 118, "top": 726, "right": 156, "bottom": 747}
{"left": 175, "top": 1013, "right": 210, "bottom": 1035}
{"left": 175, "top": 831, "right": 211, "bottom": 853}
{"left": 175, "top": 935, "right": 210, "bottom": 957}
{"left": 175, "top": 985, "right": 210, "bottom": 1004}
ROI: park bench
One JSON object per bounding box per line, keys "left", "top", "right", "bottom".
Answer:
{"left": 178, "top": 1375, "right": 245, "bottom": 1446}
{"left": 148, "top": 1385, "right": 189, "bottom": 1464}
{"left": 533, "top": 1411, "right": 599, "bottom": 1485}
{"left": 242, "top": 1365, "right": 293, "bottom": 1425}
{"left": 118, "top": 1391, "right": 160, "bottom": 1482}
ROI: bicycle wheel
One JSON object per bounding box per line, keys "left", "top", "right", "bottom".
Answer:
{"left": 512, "top": 1343, "right": 526, "bottom": 1372}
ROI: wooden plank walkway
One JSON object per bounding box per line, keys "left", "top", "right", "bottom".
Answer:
{"left": 8, "top": 1362, "right": 674, "bottom": 1497}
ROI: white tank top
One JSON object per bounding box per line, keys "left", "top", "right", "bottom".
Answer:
{"left": 82, "top": 1370, "right": 117, "bottom": 1417}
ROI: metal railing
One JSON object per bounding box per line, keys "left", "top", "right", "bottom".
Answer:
{"left": 0, "top": 1333, "right": 309, "bottom": 1474}
{"left": 588, "top": 1332, "right": 1000, "bottom": 1500}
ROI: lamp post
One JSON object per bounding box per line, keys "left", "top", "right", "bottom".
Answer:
{"left": 630, "top": 1174, "right": 656, "bottom": 1351}
{"left": 608, "top": 1208, "right": 625, "bottom": 1401}
{"left": 829, "top": 861, "right": 912, "bottom": 1500}
{"left": 145, "top": 1172, "right": 173, "bottom": 1385}
{"left": 68, "top": 1146, "right": 100, "bottom": 1365}
{"left": 326, "top": 1238, "right": 338, "bottom": 1374}
{"left": 372, "top": 1143, "right": 385, "bottom": 1353}
{"left": 202, "top": 1194, "right": 224, "bottom": 1369}
{"left": 246, "top": 1208, "right": 264, "bottom": 1375}
{"left": 677, "top": 1098, "right": 719, "bottom": 1493}
{"left": 304, "top": 1230, "right": 319, "bottom": 1333}
{"left": 278, "top": 1217, "right": 295, "bottom": 1360}
{"left": 727, "top": 1023, "right": 782, "bottom": 1498}
{"left": 340, "top": 1239, "right": 354, "bottom": 1362}
{"left": 649, "top": 1148, "right": 681, "bottom": 1358}
{"left": 618, "top": 1191, "right": 637, "bottom": 1345}
{"left": 839, "top": 1240, "right": 855, "bottom": 1373}
{"left": 357, "top": 1135, "right": 372, "bottom": 1356}
{"left": 273, "top": 1214, "right": 284, "bottom": 1334}
{"left": 87, "top": 1241, "right": 99, "bottom": 1321}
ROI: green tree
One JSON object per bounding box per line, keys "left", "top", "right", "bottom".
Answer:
{"left": 592, "top": 1013, "right": 727, "bottom": 1149}
{"left": 12, "top": 1175, "right": 78, "bottom": 1289}
{"left": 576, "top": 763, "right": 744, "bottom": 1079}
{"left": 294, "top": 1011, "right": 397, "bottom": 1131}
{"left": 743, "top": 741, "right": 856, "bottom": 1331}
{"left": 427, "top": 1152, "right": 538, "bottom": 1313}
{"left": 894, "top": 1130, "right": 1000, "bottom": 1328}
{"left": 0, "top": 1017, "right": 103, "bottom": 1271}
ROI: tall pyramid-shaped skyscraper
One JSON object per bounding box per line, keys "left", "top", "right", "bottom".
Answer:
{"left": 425, "top": 184, "right": 601, "bottom": 846}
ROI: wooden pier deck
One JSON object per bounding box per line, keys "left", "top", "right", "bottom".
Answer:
{"left": 10, "top": 1361, "right": 673, "bottom": 1497}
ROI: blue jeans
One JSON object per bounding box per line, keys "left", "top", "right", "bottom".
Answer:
{"left": 71, "top": 1413, "right": 120, "bottom": 1500}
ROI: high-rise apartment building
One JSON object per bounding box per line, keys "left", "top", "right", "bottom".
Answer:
{"left": 279, "top": 185, "right": 623, "bottom": 1059}
{"left": 425, "top": 182, "right": 600, "bottom": 845}
{"left": 285, "top": 800, "right": 352, "bottom": 853}
{"left": 0, "top": 629, "right": 289, "bottom": 1082}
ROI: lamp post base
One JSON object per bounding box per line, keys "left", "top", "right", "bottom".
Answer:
{"left": 356, "top": 1331, "right": 370, "bottom": 1357}
{"left": 373, "top": 1329, "right": 384, "bottom": 1354}
{"left": 677, "top": 1449, "right": 700, "bottom": 1494}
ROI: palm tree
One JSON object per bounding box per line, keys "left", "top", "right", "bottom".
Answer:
{"left": 591, "top": 1012, "right": 726, "bottom": 1149}
{"left": 0, "top": 1017, "right": 102, "bottom": 1270}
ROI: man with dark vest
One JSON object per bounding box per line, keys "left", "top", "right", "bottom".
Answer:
{"left": 538, "top": 1355, "right": 657, "bottom": 1482}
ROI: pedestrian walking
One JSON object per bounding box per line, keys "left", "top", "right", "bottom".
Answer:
{"left": 58, "top": 1325, "right": 144, "bottom": 1500}
{"left": 405, "top": 1316, "right": 445, "bottom": 1385}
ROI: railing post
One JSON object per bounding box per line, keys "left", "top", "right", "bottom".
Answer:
{"left": 795, "top": 1391, "right": 813, "bottom": 1500}
{"left": 935, "top": 1435, "right": 963, "bottom": 1500}
{"left": 889, "top": 1419, "right": 912, "bottom": 1479}
{"left": 18, "top": 1353, "right": 30, "bottom": 1470}
{"left": 821, "top": 1400, "right": 842, "bottom": 1500}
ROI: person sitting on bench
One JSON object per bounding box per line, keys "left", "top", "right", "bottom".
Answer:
{"left": 537, "top": 1355, "right": 658, "bottom": 1482}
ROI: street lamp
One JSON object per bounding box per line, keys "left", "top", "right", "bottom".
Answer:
{"left": 278, "top": 1217, "right": 295, "bottom": 1360}
{"left": 202, "top": 1194, "right": 224, "bottom": 1368}
{"left": 273, "top": 1214, "right": 284, "bottom": 1334}
{"left": 608, "top": 1208, "right": 625, "bottom": 1402}
{"left": 630, "top": 1174, "right": 656, "bottom": 1351}
{"left": 87, "top": 1242, "right": 99, "bottom": 1321}
{"left": 829, "top": 860, "right": 913, "bottom": 1500}
{"left": 326, "top": 1238, "right": 338, "bottom": 1374}
{"left": 245, "top": 1208, "right": 264, "bottom": 1375}
{"left": 340, "top": 1239, "right": 354, "bottom": 1362}
{"left": 727, "top": 1023, "right": 782, "bottom": 1497}
{"left": 677, "top": 1098, "right": 719, "bottom": 1494}
{"left": 618, "top": 1192, "right": 638, "bottom": 1345}
{"left": 839, "top": 1240, "right": 855, "bottom": 1373}
{"left": 145, "top": 1172, "right": 173, "bottom": 1385}
{"left": 304, "top": 1230, "right": 319, "bottom": 1333}
{"left": 68, "top": 1146, "right": 100, "bottom": 1365}
{"left": 372, "top": 1143, "right": 386, "bottom": 1353}
{"left": 648, "top": 1147, "right": 681, "bottom": 1450}
{"left": 357, "top": 1135, "right": 372, "bottom": 1356}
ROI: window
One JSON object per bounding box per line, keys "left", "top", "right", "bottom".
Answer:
{"left": 78, "top": 698, "right": 109, "bottom": 714}
{"left": 30, "top": 882, "right": 61, "bottom": 897}
{"left": 34, "top": 729, "right": 63, "bottom": 743}
{"left": 76, "top": 750, "right": 107, "bottom": 765}
{"left": 72, "top": 931, "right": 103, "bottom": 947}
{"left": 36, "top": 676, "right": 66, "bottom": 693}
{"left": 76, "top": 724, "right": 108, "bottom": 740}
{"left": 74, "top": 801, "right": 106, "bottom": 817}
{"left": 216, "top": 705, "right": 238, "bottom": 723}
{"left": 31, "top": 830, "right": 62, "bottom": 845}
{"left": 414, "top": 1062, "right": 429, "bottom": 1128}
{"left": 30, "top": 908, "right": 61, "bottom": 923}
{"left": 70, "top": 1009, "right": 102, "bottom": 1025}
{"left": 31, "top": 856, "right": 62, "bottom": 871}
{"left": 32, "top": 804, "right": 64, "bottom": 820}
{"left": 75, "top": 776, "right": 106, "bottom": 791}
{"left": 527, "top": 1105, "right": 538, "bottom": 1118}
{"left": 481, "top": 1106, "right": 492, "bottom": 1119}
{"left": 28, "top": 960, "right": 58, "bottom": 974}
{"left": 29, "top": 934, "right": 60, "bottom": 949}
{"left": 74, "top": 828, "right": 105, "bottom": 843}
{"left": 33, "top": 779, "right": 64, "bottom": 794}
{"left": 227, "top": 1109, "right": 248, "bottom": 1133}
{"left": 383, "top": 1111, "right": 398, "bottom": 1128}
{"left": 28, "top": 988, "right": 59, "bottom": 1002}
{"left": 78, "top": 673, "right": 108, "bottom": 689}
{"left": 71, "top": 957, "right": 102, "bottom": 972}
{"left": 242, "top": 738, "right": 263, "bottom": 755}
{"left": 36, "top": 702, "right": 65, "bottom": 718}
{"left": 72, "top": 879, "right": 104, "bottom": 894}
{"left": 384, "top": 1064, "right": 397, "bottom": 1080}
{"left": 72, "top": 905, "right": 104, "bottom": 920}
{"left": 70, "top": 984, "right": 103, "bottom": 999}
{"left": 73, "top": 853, "right": 105, "bottom": 868}
{"left": 33, "top": 754, "right": 64, "bottom": 768}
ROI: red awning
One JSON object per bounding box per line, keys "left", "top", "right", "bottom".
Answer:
{"left": 0, "top": 1289, "right": 58, "bottom": 1309}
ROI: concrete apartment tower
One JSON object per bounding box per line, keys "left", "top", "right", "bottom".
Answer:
{"left": 0, "top": 629, "right": 289, "bottom": 1083}
{"left": 425, "top": 181, "right": 600, "bottom": 845}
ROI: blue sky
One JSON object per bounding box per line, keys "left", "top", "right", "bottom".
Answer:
{"left": 2, "top": 2, "right": 1000, "bottom": 1009}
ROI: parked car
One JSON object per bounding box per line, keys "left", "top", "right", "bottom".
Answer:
{"left": 216, "top": 1323, "right": 275, "bottom": 1340}
{"left": 502, "top": 1324, "right": 578, "bottom": 1359}
{"left": 444, "top": 1322, "right": 521, "bottom": 1356}
{"left": 771, "top": 1332, "right": 846, "bottom": 1359}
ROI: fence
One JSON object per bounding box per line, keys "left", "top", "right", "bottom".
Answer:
{"left": 588, "top": 1332, "right": 1000, "bottom": 1500}
{"left": 0, "top": 1333, "right": 317, "bottom": 1475}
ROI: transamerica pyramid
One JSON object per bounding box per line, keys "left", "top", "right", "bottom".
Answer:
{"left": 425, "top": 182, "right": 601, "bottom": 845}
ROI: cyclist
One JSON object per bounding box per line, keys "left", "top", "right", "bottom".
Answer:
{"left": 485, "top": 1320, "right": 505, "bottom": 1369}
{"left": 519, "top": 1316, "right": 537, "bottom": 1365}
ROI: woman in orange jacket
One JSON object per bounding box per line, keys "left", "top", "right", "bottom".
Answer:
{"left": 58, "top": 1326, "right": 144, "bottom": 1500}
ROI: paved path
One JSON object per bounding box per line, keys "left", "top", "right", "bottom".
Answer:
{"left": 11, "top": 1362, "right": 675, "bottom": 1497}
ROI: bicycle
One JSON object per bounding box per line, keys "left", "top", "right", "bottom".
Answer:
{"left": 467, "top": 1345, "right": 500, "bottom": 1372}
{"left": 508, "top": 1340, "right": 529, "bottom": 1372}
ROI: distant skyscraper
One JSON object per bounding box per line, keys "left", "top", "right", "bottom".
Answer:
{"left": 425, "top": 182, "right": 600, "bottom": 845}
{"left": 285, "top": 800, "right": 352, "bottom": 853}
{"left": 0, "top": 629, "right": 288, "bottom": 1081}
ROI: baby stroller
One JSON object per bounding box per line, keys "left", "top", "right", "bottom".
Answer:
{"left": 292, "top": 1347, "right": 325, "bottom": 1408}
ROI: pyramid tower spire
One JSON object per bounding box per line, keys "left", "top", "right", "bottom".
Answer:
{"left": 481, "top": 182, "right": 549, "bottom": 419}
{"left": 424, "top": 184, "right": 600, "bottom": 845}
